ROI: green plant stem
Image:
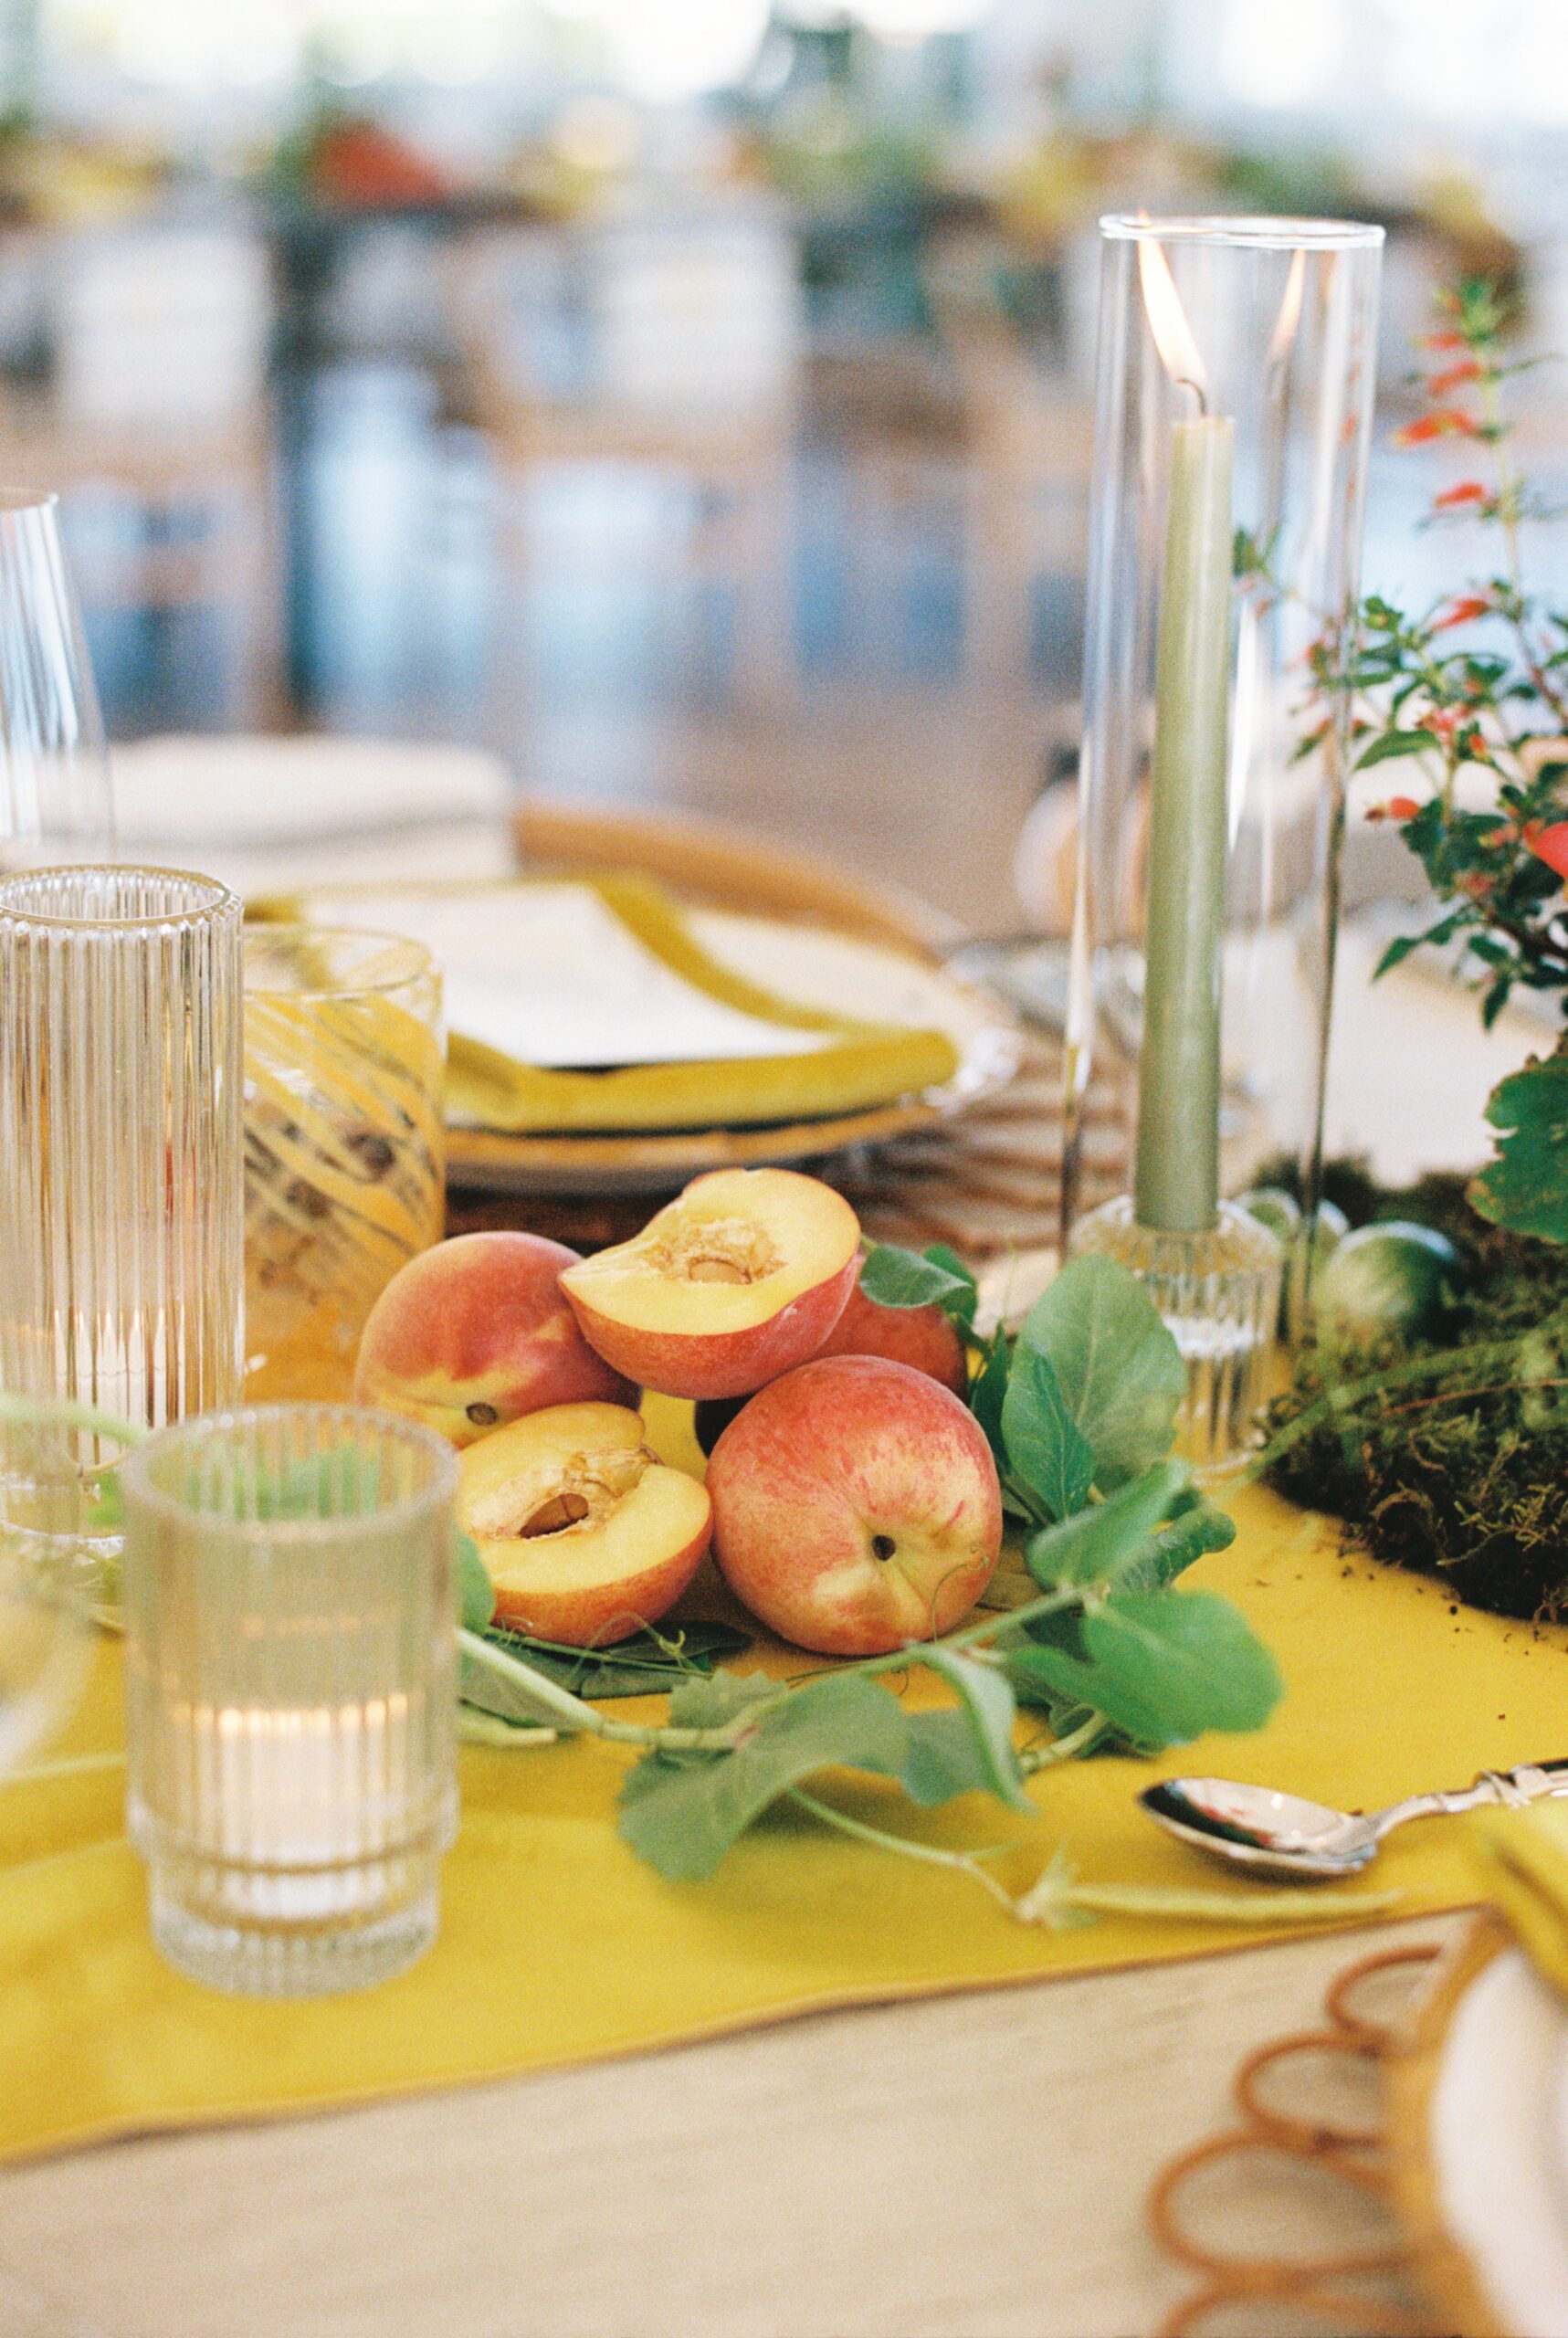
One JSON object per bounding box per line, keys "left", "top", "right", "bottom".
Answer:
{"left": 785, "top": 1787, "right": 1019, "bottom": 1911}
{"left": 1018, "top": 1712, "right": 1108, "bottom": 1773}
{"left": 458, "top": 1711, "right": 559, "bottom": 1750}
{"left": 1047, "top": 1880, "right": 1405, "bottom": 1925}
{"left": 0, "top": 1393, "right": 145, "bottom": 1446}
{"left": 458, "top": 1627, "right": 772, "bottom": 1751}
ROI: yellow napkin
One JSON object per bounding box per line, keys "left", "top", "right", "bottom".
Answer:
{"left": 2, "top": 1455, "right": 1566, "bottom": 2167}
{"left": 1469, "top": 1798, "right": 1568, "bottom": 1997}
{"left": 258, "top": 875, "right": 963, "bottom": 1135}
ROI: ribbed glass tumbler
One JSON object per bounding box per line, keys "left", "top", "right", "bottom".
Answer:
{"left": 0, "top": 867, "right": 244, "bottom": 1613}
{"left": 120, "top": 1404, "right": 459, "bottom": 1997}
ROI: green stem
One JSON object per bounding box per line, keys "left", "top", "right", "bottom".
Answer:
{"left": 1018, "top": 1713, "right": 1107, "bottom": 1773}
{"left": 458, "top": 1627, "right": 774, "bottom": 1752}
{"left": 0, "top": 1392, "right": 145, "bottom": 1447}
{"left": 786, "top": 1787, "right": 1018, "bottom": 1911}
{"left": 458, "top": 1711, "right": 559, "bottom": 1750}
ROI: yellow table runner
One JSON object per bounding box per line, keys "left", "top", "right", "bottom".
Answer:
{"left": 3, "top": 1430, "right": 1564, "bottom": 2166}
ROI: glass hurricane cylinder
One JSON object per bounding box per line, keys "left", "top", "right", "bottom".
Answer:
{"left": 1062, "top": 216, "right": 1383, "bottom": 1467}
{"left": 242, "top": 925, "right": 445, "bottom": 1403}
{"left": 119, "top": 1403, "right": 458, "bottom": 1997}
{"left": 0, "top": 866, "right": 244, "bottom": 1609}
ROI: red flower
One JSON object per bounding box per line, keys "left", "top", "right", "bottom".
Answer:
{"left": 1423, "top": 707, "right": 1464, "bottom": 743}
{"left": 1418, "top": 329, "right": 1468, "bottom": 351}
{"left": 1459, "top": 870, "right": 1495, "bottom": 899}
{"left": 1392, "top": 409, "right": 1481, "bottom": 448}
{"left": 1484, "top": 822, "right": 1519, "bottom": 847}
{"left": 1530, "top": 822, "right": 1568, "bottom": 882}
{"left": 1433, "top": 595, "right": 1491, "bottom": 631}
{"left": 1434, "top": 479, "right": 1489, "bottom": 511}
{"left": 1387, "top": 795, "right": 1423, "bottom": 821}
{"left": 1426, "top": 357, "right": 1483, "bottom": 397}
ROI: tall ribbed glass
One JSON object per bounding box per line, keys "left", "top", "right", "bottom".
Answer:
{"left": 0, "top": 866, "right": 244, "bottom": 1611}
{"left": 119, "top": 1404, "right": 458, "bottom": 1996}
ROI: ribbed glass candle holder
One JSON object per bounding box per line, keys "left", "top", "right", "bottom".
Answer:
{"left": 119, "top": 1403, "right": 458, "bottom": 1997}
{"left": 0, "top": 866, "right": 244, "bottom": 1612}
{"left": 1067, "top": 1196, "right": 1282, "bottom": 1477}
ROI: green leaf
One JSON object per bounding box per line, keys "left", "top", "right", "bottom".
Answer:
{"left": 457, "top": 1531, "right": 494, "bottom": 1633}
{"left": 858, "top": 1243, "right": 978, "bottom": 1329}
{"left": 1016, "top": 1257, "right": 1186, "bottom": 1491}
{"left": 1021, "top": 1459, "right": 1193, "bottom": 1589}
{"left": 664, "top": 1668, "right": 782, "bottom": 1732}
{"left": 910, "top": 1647, "right": 1032, "bottom": 1810}
{"left": 1005, "top": 1590, "right": 1282, "bottom": 1751}
{"left": 1000, "top": 1345, "right": 1095, "bottom": 1522}
{"left": 616, "top": 1672, "right": 912, "bottom": 1880}
{"left": 478, "top": 1618, "right": 751, "bottom": 1701}
{"left": 969, "top": 1329, "right": 1012, "bottom": 1481}
{"left": 897, "top": 1710, "right": 1013, "bottom": 1805}
{"left": 1470, "top": 1048, "right": 1568, "bottom": 1243}
{"left": 1353, "top": 728, "right": 1435, "bottom": 771}
{"left": 458, "top": 1644, "right": 592, "bottom": 1732}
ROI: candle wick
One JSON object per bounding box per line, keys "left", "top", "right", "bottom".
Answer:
{"left": 1176, "top": 375, "right": 1207, "bottom": 417}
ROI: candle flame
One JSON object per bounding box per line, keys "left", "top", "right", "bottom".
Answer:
{"left": 1138, "top": 237, "right": 1207, "bottom": 402}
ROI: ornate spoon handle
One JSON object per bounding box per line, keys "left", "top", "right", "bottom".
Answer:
{"left": 1373, "top": 1757, "right": 1568, "bottom": 1841}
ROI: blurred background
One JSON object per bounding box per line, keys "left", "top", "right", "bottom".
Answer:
{"left": 3, "top": 0, "right": 1563, "bottom": 929}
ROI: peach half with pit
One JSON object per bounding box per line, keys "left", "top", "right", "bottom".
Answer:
{"left": 458, "top": 1402, "right": 711, "bottom": 1646}
{"left": 559, "top": 1168, "right": 860, "bottom": 1402}
{"left": 354, "top": 1230, "right": 636, "bottom": 1448}
{"left": 706, "top": 1354, "right": 1002, "bottom": 1657}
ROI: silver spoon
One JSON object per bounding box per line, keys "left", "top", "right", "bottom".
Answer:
{"left": 1141, "top": 1759, "right": 1568, "bottom": 1880}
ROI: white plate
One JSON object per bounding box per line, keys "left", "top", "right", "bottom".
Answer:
{"left": 1390, "top": 1917, "right": 1568, "bottom": 2337}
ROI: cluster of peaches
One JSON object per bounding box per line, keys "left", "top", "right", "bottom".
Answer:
{"left": 354, "top": 1168, "right": 1003, "bottom": 1658}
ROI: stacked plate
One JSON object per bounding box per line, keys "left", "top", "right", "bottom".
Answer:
{"left": 284, "top": 875, "right": 1021, "bottom": 1195}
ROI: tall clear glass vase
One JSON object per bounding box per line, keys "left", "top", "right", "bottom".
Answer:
{"left": 1062, "top": 216, "right": 1383, "bottom": 1467}
{"left": 0, "top": 866, "right": 246, "bottom": 1612}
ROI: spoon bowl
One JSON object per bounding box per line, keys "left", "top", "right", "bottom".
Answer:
{"left": 1140, "top": 1778, "right": 1380, "bottom": 1880}
{"left": 1141, "top": 1757, "right": 1568, "bottom": 1881}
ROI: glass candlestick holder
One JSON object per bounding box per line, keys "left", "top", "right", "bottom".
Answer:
{"left": 1062, "top": 215, "right": 1383, "bottom": 1466}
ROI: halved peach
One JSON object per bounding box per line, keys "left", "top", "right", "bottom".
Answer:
{"left": 559, "top": 1168, "right": 859, "bottom": 1401}
{"left": 458, "top": 1401, "right": 711, "bottom": 1647}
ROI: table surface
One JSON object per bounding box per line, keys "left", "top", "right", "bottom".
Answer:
{"left": 0, "top": 899, "right": 1531, "bottom": 2338}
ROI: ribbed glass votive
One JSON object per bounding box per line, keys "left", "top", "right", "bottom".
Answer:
{"left": 119, "top": 1403, "right": 458, "bottom": 1997}
{"left": 0, "top": 866, "right": 244, "bottom": 1609}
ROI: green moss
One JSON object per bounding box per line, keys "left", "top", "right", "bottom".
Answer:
{"left": 1259, "top": 1167, "right": 1568, "bottom": 1622}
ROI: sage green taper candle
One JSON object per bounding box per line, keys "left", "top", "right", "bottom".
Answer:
{"left": 1134, "top": 412, "right": 1234, "bottom": 1235}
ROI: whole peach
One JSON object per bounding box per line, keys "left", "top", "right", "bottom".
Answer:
{"left": 707, "top": 1354, "right": 1001, "bottom": 1655}
{"left": 808, "top": 1259, "right": 968, "bottom": 1394}
{"left": 354, "top": 1231, "right": 635, "bottom": 1447}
